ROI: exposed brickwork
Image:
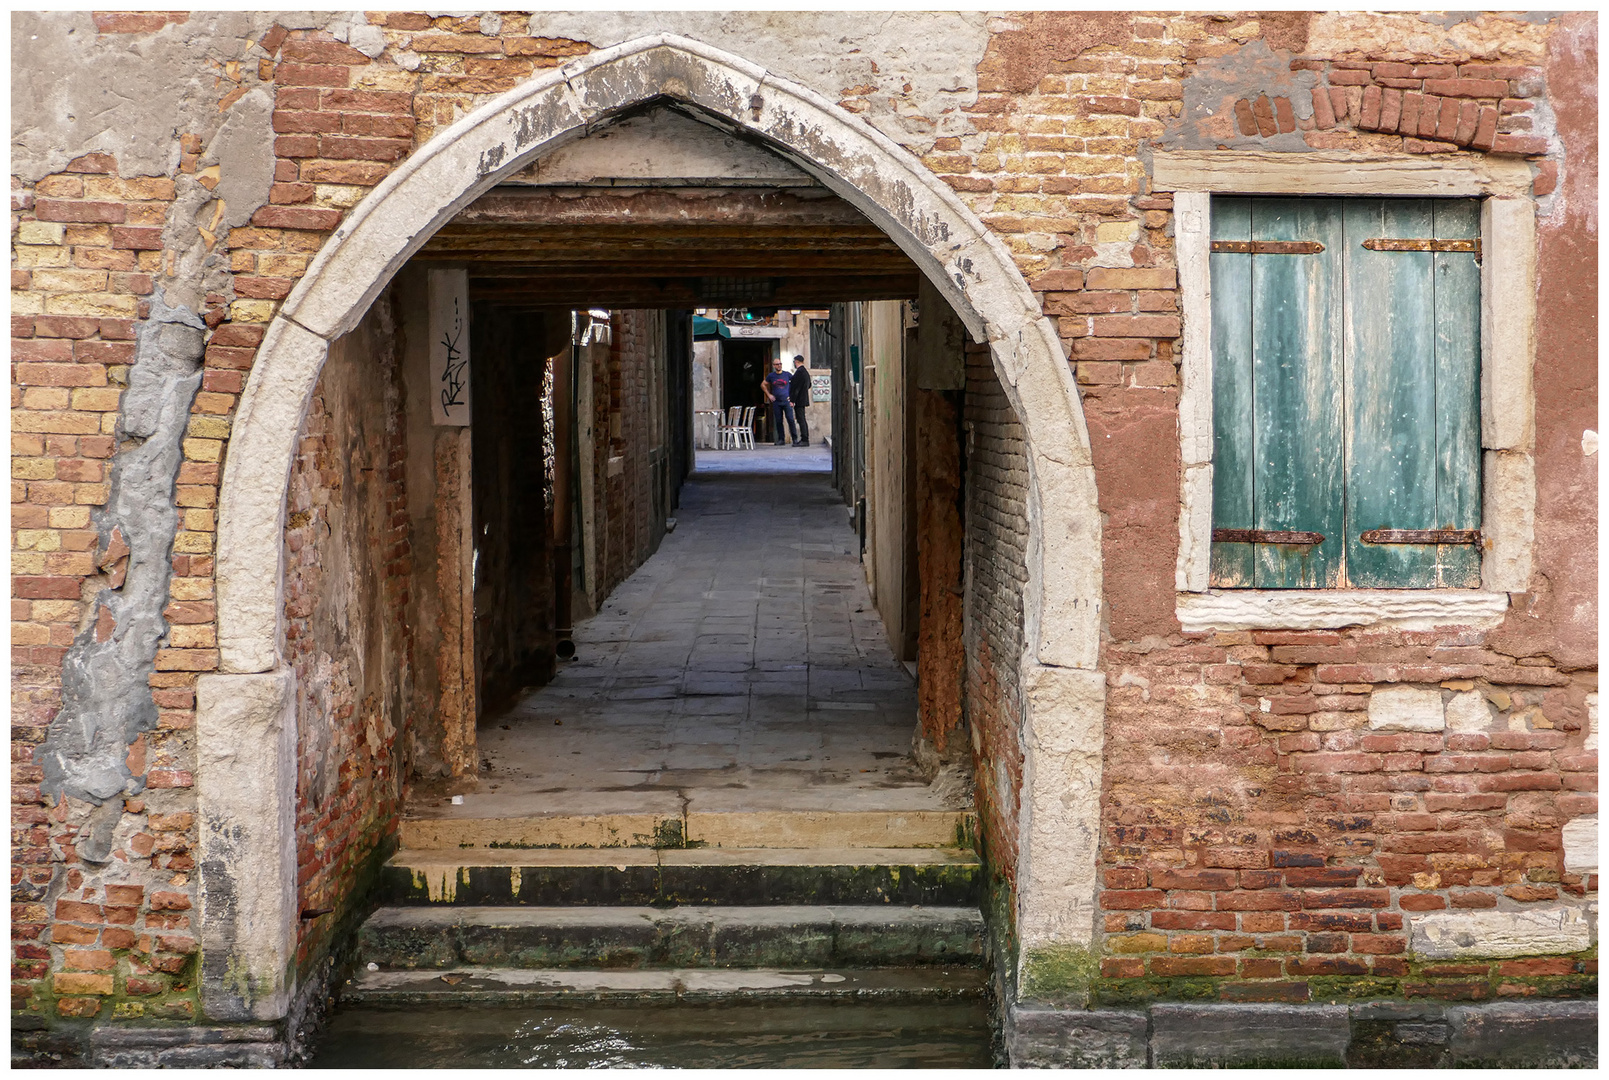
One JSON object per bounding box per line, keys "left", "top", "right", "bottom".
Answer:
{"left": 1097, "top": 626, "right": 1597, "bottom": 1003}
{"left": 962, "top": 340, "right": 1028, "bottom": 897}
{"left": 590, "top": 310, "right": 663, "bottom": 603}
{"left": 280, "top": 293, "right": 407, "bottom": 969}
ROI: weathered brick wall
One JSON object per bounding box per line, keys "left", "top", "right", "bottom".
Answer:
{"left": 1098, "top": 628, "right": 1595, "bottom": 1004}
{"left": 962, "top": 339, "right": 1029, "bottom": 900}
{"left": 281, "top": 291, "right": 407, "bottom": 971}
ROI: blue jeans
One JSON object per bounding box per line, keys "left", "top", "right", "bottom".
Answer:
{"left": 770, "top": 399, "right": 798, "bottom": 444}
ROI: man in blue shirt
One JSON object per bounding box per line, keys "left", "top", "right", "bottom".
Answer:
{"left": 761, "top": 355, "right": 799, "bottom": 446}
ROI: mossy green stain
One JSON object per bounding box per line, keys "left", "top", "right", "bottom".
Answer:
{"left": 1306, "top": 976, "right": 1401, "bottom": 1002}
{"left": 1019, "top": 943, "right": 1099, "bottom": 1004}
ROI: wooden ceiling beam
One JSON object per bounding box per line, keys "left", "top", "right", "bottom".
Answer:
{"left": 467, "top": 274, "right": 920, "bottom": 308}
{"left": 452, "top": 186, "right": 873, "bottom": 229}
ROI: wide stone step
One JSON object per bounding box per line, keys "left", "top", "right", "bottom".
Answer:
{"left": 358, "top": 905, "right": 985, "bottom": 971}
{"left": 398, "top": 808, "right": 975, "bottom": 851}
{"left": 381, "top": 847, "right": 981, "bottom": 906}
{"left": 342, "top": 965, "right": 988, "bottom": 1006}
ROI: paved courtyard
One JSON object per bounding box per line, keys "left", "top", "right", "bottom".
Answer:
{"left": 451, "top": 446, "right": 961, "bottom": 821}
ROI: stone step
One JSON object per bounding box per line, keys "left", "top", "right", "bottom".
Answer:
{"left": 381, "top": 847, "right": 982, "bottom": 907}
{"left": 398, "top": 808, "right": 976, "bottom": 851}
{"left": 342, "top": 966, "right": 988, "bottom": 1007}
{"left": 358, "top": 905, "right": 986, "bottom": 971}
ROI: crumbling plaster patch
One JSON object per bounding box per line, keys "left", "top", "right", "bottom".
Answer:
{"left": 14, "top": 13, "right": 294, "bottom": 313}
{"left": 37, "top": 299, "right": 206, "bottom": 841}
{"left": 11, "top": 10, "right": 327, "bottom": 182}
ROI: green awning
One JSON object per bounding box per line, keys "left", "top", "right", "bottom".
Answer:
{"left": 693, "top": 315, "right": 730, "bottom": 340}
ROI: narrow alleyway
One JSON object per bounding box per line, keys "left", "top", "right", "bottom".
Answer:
{"left": 405, "top": 446, "right": 961, "bottom": 841}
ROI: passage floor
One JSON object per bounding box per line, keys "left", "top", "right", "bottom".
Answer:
{"left": 406, "top": 445, "right": 961, "bottom": 838}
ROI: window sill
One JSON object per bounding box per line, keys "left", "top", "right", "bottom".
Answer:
{"left": 1176, "top": 589, "right": 1510, "bottom": 633}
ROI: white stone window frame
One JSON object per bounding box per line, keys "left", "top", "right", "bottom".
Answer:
{"left": 1161, "top": 151, "right": 1536, "bottom": 633}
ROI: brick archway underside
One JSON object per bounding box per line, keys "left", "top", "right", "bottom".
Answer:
{"left": 203, "top": 34, "right": 1107, "bottom": 1019}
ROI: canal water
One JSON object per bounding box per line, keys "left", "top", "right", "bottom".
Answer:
{"left": 311, "top": 1000, "right": 994, "bottom": 1068}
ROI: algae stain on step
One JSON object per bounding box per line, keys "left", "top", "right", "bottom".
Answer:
{"left": 509, "top": 866, "right": 522, "bottom": 899}
{"left": 414, "top": 866, "right": 462, "bottom": 903}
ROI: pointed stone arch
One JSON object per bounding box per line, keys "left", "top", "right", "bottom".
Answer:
{"left": 204, "top": 34, "right": 1105, "bottom": 1018}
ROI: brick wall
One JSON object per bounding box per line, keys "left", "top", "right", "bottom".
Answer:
{"left": 1097, "top": 627, "right": 1596, "bottom": 1004}
{"left": 962, "top": 339, "right": 1030, "bottom": 901}
{"left": 13, "top": 151, "right": 215, "bottom": 1025}
{"left": 590, "top": 309, "right": 664, "bottom": 604}
{"left": 281, "top": 291, "right": 408, "bottom": 970}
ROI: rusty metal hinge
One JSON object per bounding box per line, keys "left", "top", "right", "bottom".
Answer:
{"left": 1360, "top": 528, "right": 1482, "bottom": 545}
{"left": 1213, "top": 528, "right": 1325, "bottom": 545}
{"left": 1210, "top": 240, "right": 1325, "bottom": 255}
{"left": 1362, "top": 238, "right": 1481, "bottom": 255}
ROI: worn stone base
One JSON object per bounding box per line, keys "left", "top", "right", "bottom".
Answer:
{"left": 89, "top": 1024, "right": 287, "bottom": 1068}
{"left": 1009, "top": 999, "right": 1597, "bottom": 1068}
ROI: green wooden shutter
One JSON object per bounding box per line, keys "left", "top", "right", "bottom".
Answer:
{"left": 1210, "top": 196, "right": 1481, "bottom": 589}
{"left": 1210, "top": 198, "right": 1255, "bottom": 587}
{"left": 1209, "top": 198, "right": 1345, "bottom": 588}
{"left": 1430, "top": 200, "right": 1483, "bottom": 588}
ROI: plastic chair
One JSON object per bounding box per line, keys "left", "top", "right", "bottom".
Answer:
{"left": 737, "top": 405, "right": 757, "bottom": 449}
{"left": 719, "top": 405, "right": 745, "bottom": 449}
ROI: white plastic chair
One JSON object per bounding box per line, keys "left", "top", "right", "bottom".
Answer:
{"left": 737, "top": 405, "right": 757, "bottom": 449}
{"left": 716, "top": 405, "right": 743, "bottom": 449}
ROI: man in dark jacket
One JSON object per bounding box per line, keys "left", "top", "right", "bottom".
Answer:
{"left": 788, "top": 354, "right": 812, "bottom": 446}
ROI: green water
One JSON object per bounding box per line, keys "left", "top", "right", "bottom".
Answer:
{"left": 310, "top": 1001, "right": 995, "bottom": 1068}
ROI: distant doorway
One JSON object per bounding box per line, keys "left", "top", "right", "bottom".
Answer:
{"left": 721, "top": 339, "right": 770, "bottom": 411}
{"left": 721, "top": 339, "right": 773, "bottom": 441}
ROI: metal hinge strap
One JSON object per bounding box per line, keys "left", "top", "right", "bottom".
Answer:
{"left": 1362, "top": 238, "right": 1481, "bottom": 255}
{"left": 1210, "top": 240, "right": 1325, "bottom": 255}
{"left": 1213, "top": 529, "right": 1325, "bottom": 545}
{"left": 1360, "top": 529, "right": 1482, "bottom": 545}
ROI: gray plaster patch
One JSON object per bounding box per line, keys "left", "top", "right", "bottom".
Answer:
{"left": 523, "top": 11, "right": 991, "bottom": 154}
{"left": 205, "top": 86, "right": 275, "bottom": 229}
{"left": 37, "top": 297, "right": 205, "bottom": 838}
{"left": 1166, "top": 38, "right": 1319, "bottom": 153}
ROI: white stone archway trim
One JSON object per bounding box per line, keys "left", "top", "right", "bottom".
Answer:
{"left": 207, "top": 34, "right": 1106, "bottom": 1016}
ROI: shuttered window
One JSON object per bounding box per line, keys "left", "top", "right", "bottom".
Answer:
{"left": 1210, "top": 196, "right": 1482, "bottom": 589}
